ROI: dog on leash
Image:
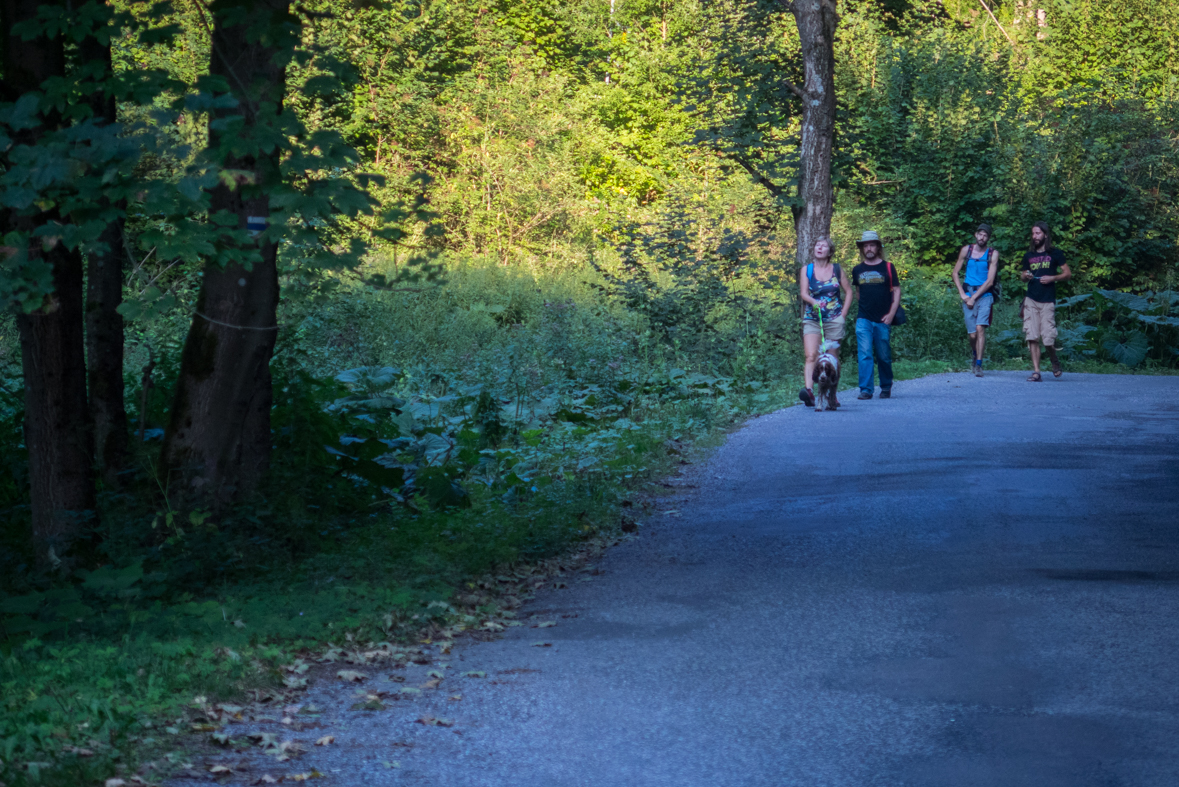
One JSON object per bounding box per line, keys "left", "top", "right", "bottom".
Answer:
{"left": 814, "top": 341, "right": 841, "bottom": 412}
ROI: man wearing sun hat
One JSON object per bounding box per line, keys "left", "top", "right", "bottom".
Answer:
{"left": 852, "top": 230, "right": 901, "bottom": 400}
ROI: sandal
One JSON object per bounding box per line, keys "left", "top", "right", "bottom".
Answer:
{"left": 1027, "top": 372, "right": 1042, "bottom": 382}
{"left": 1052, "top": 360, "right": 1063, "bottom": 378}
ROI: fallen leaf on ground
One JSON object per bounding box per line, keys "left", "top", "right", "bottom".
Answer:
{"left": 315, "top": 736, "right": 335, "bottom": 746}
{"left": 531, "top": 642, "right": 552, "bottom": 647}
{"left": 427, "top": 669, "right": 445, "bottom": 679}
{"left": 337, "top": 670, "right": 367, "bottom": 682}
{"left": 290, "top": 772, "right": 323, "bottom": 782}
{"left": 449, "top": 694, "right": 462, "bottom": 701}
{"left": 254, "top": 777, "right": 280, "bottom": 785}
{"left": 422, "top": 679, "right": 442, "bottom": 689}
{"left": 209, "top": 764, "right": 233, "bottom": 774}
{"left": 351, "top": 697, "right": 386, "bottom": 711}
{"left": 416, "top": 715, "right": 454, "bottom": 727}
{"left": 533, "top": 621, "right": 556, "bottom": 628}
{"left": 382, "top": 761, "right": 401, "bottom": 769}
{"left": 461, "top": 671, "right": 486, "bottom": 678}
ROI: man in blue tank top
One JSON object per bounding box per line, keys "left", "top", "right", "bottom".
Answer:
{"left": 951, "top": 223, "right": 999, "bottom": 377}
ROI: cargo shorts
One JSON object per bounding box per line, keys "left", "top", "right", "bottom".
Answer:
{"left": 1022, "top": 297, "right": 1057, "bottom": 346}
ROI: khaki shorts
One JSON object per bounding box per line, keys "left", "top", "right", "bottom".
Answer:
{"left": 1022, "top": 298, "right": 1057, "bottom": 346}
{"left": 802, "top": 315, "right": 846, "bottom": 342}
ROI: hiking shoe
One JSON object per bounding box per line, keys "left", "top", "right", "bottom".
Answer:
{"left": 798, "top": 387, "right": 815, "bottom": 407}
{"left": 879, "top": 389, "right": 891, "bottom": 399}
{"left": 857, "top": 391, "right": 873, "bottom": 400}
{"left": 974, "top": 363, "right": 984, "bottom": 377}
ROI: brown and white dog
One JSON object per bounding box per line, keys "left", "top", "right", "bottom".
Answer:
{"left": 814, "top": 341, "right": 841, "bottom": 412}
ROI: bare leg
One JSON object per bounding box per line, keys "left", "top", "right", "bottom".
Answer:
{"left": 975, "top": 325, "right": 986, "bottom": 361}
{"left": 968, "top": 331, "right": 978, "bottom": 361}
{"left": 1046, "top": 345, "right": 1059, "bottom": 364}
{"left": 1028, "top": 341, "right": 1042, "bottom": 373}
{"left": 803, "top": 333, "right": 819, "bottom": 390}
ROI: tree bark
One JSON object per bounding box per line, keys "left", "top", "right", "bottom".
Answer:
{"left": 161, "top": 0, "right": 290, "bottom": 506}
{"left": 16, "top": 252, "right": 96, "bottom": 562}
{"left": 785, "top": 0, "right": 839, "bottom": 268}
{"left": 80, "top": 29, "right": 129, "bottom": 487}
{"left": 2, "top": 0, "right": 96, "bottom": 564}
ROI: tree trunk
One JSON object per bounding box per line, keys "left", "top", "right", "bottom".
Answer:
{"left": 161, "top": 0, "right": 290, "bottom": 506}
{"left": 2, "top": 0, "right": 97, "bottom": 565}
{"left": 16, "top": 252, "right": 96, "bottom": 562}
{"left": 80, "top": 30, "right": 129, "bottom": 487}
{"left": 787, "top": 0, "right": 839, "bottom": 268}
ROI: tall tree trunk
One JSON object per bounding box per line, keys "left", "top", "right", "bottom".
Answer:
{"left": 786, "top": 0, "right": 839, "bottom": 268}
{"left": 161, "top": 0, "right": 289, "bottom": 506}
{"left": 80, "top": 30, "right": 129, "bottom": 487}
{"left": 16, "top": 252, "right": 96, "bottom": 562}
{"left": 2, "top": 0, "right": 96, "bottom": 564}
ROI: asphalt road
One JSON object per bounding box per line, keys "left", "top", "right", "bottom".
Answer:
{"left": 229, "top": 371, "right": 1179, "bottom": 786}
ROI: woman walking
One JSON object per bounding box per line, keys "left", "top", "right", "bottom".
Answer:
{"left": 798, "top": 237, "right": 853, "bottom": 408}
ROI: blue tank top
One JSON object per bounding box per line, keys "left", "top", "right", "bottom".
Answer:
{"left": 965, "top": 247, "right": 992, "bottom": 287}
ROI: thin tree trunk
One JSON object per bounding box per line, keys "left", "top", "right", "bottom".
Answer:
{"left": 80, "top": 30, "right": 129, "bottom": 487}
{"left": 787, "top": 0, "right": 839, "bottom": 268}
{"left": 161, "top": 0, "right": 290, "bottom": 506}
{"left": 2, "top": 0, "right": 97, "bottom": 565}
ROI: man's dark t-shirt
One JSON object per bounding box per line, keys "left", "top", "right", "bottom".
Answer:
{"left": 1022, "top": 248, "right": 1066, "bottom": 303}
{"left": 853, "top": 261, "right": 900, "bottom": 323}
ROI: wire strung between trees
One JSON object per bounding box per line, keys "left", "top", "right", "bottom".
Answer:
{"left": 194, "top": 312, "right": 280, "bottom": 331}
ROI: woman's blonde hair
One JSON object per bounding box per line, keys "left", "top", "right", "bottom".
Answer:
{"left": 813, "top": 236, "right": 836, "bottom": 258}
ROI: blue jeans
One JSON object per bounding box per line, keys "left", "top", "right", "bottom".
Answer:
{"left": 856, "top": 318, "right": 893, "bottom": 394}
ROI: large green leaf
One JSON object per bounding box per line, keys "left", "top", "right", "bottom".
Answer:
{"left": 1102, "top": 330, "right": 1149, "bottom": 367}
{"left": 1097, "top": 289, "right": 1150, "bottom": 314}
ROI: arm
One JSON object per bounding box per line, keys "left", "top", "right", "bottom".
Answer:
{"left": 951, "top": 246, "right": 969, "bottom": 301}
{"left": 839, "top": 268, "right": 854, "bottom": 318}
{"left": 882, "top": 284, "right": 901, "bottom": 325}
{"left": 1042, "top": 263, "right": 1071, "bottom": 285}
{"left": 798, "top": 267, "right": 818, "bottom": 307}
{"left": 882, "top": 265, "right": 901, "bottom": 325}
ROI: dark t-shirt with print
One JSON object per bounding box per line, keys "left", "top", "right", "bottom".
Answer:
{"left": 853, "top": 260, "right": 900, "bottom": 323}
{"left": 1022, "top": 247, "right": 1066, "bottom": 303}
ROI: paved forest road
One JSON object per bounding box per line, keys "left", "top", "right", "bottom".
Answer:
{"left": 269, "top": 372, "right": 1179, "bottom": 786}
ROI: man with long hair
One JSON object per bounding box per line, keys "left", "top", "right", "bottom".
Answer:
{"left": 852, "top": 230, "right": 901, "bottom": 399}
{"left": 1020, "top": 222, "right": 1072, "bottom": 381}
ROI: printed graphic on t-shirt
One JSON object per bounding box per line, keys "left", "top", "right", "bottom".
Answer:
{"left": 1026, "top": 254, "right": 1054, "bottom": 275}
{"left": 856, "top": 269, "right": 887, "bottom": 287}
